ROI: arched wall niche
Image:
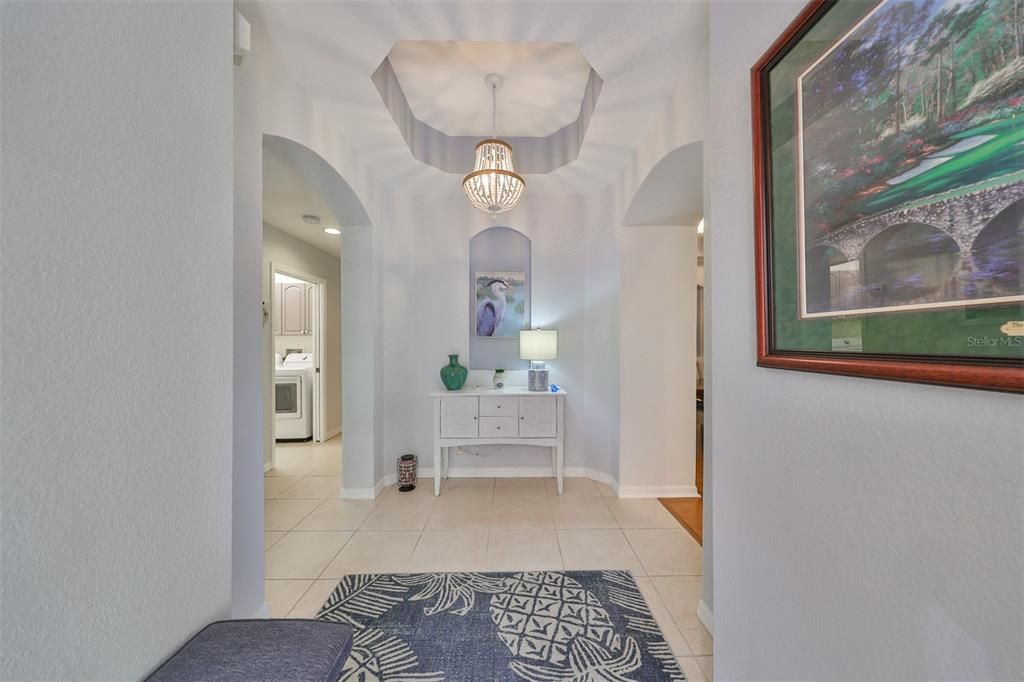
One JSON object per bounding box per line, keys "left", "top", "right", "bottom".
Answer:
{"left": 468, "top": 226, "right": 532, "bottom": 371}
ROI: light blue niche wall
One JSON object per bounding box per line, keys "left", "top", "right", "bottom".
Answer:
{"left": 469, "top": 226, "right": 531, "bottom": 370}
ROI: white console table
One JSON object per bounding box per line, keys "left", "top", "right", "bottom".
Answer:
{"left": 430, "top": 387, "right": 567, "bottom": 496}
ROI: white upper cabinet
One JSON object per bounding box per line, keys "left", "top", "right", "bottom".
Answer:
{"left": 272, "top": 283, "right": 282, "bottom": 335}
{"left": 275, "top": 281, "right": 313, "bottom": 336}
{"left": 304, "top": 283, "right": 315, "bottom": 335}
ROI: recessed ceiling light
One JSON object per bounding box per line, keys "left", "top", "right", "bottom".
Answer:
{"left": 302, "top": 214, "right": 321, "bottom": 225}
{"left": 323, "top": 227, "right": 341, "bottom": 235}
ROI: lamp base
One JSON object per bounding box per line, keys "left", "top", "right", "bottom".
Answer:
{"left": 528, "top": 368, "right": 549, "bottom": 392}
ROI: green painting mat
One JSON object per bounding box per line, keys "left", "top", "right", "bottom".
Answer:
{"left": 765, "top": 0, "right": 1022, "bottom": 360}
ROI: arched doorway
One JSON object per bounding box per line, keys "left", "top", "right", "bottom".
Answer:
{"left": 260, "top": 135, "right": 372, "bottom": 491}
{"left": 247, "top": 133, "right": 376, "bottom": 614}
{"left": 620, "top": 141, "right": 704, "bottom": 540}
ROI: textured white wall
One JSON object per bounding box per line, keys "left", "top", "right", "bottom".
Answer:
{"left": 708, "top": 2, "right": 1024, "bottom": 679}
{"left": 233, "top": 11, "right": 271, "bottom": 618}
{"left": 233, "top": 12, "right": 379, "bottom": 612}
{"left": 608, "top": 5, "right": 710, "bottom": 602}
{"left": 264, "top": 224, "right": 343, "bottom": 441}
{"left": 581, "top": 188, "right": 623, "bottom": 485}
{"left": 619, "top": 225, "right": 698, "bottom": 497}
{"left": 0, "top": 2, "right": 233, "bottom": 678}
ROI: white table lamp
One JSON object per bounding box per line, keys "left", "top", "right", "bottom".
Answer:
{"left": 520, "top": 329, "right": 557, "bottom": 391}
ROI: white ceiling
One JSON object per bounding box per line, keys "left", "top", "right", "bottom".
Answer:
{"left": 388, "top": 40, "right": 592, "bottom": 138}
{"left": 243, "top": 1, "right": 707, "bottom": 197}
{"left": 262, "top": 143, "right": 342, "bottom": 257}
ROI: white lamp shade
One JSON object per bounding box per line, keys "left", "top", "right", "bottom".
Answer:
{"left": 519, "top": 329, "right": 558, "bottom": 361}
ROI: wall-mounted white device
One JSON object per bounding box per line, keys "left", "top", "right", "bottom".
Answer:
{"left": 233, "top": 9, "right": 251, "bottom": 69}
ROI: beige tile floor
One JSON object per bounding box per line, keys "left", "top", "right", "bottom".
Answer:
{"left": 264, "top": 437, "right": 713, "bottom": 678}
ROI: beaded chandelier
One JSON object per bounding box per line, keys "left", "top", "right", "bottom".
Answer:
{"left": 462, "top": 74, "right": 525, "bottom": 216}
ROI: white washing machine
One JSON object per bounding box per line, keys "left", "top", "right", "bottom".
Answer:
{"left": 275, "top": 353, "right": 314, "bottom": 442}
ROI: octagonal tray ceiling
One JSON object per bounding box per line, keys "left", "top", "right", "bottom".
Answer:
{"left": 243, "top": 0, "right": 706, "bottom": 194}
{"left": 388, "top": 40, "right": 592, "bottom": 138}
{"left": 374, "top": 40, "right": 602, "bottom": 175}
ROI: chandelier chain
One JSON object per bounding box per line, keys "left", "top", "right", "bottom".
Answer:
{"left": 491, "top": 81, "right": 497, "bottom": 137}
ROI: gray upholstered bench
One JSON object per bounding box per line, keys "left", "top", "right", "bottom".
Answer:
{"left": 147, "top": 619, "right": 353, "bottom": 682}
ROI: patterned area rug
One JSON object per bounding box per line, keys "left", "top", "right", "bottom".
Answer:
{"left": 315, "top": 570, "right": 685, "bottom": 681}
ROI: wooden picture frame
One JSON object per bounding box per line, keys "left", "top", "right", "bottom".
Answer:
{"left": 751, "top": 0, "right": 1024, "bottom": 393}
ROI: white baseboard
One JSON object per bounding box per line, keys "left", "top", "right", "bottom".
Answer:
{"left": 372, "top": 466, "right": 620, "bottom": 496}
{"left": 575, "top": 467, "right": 619, "bottom": 493}
{"left": 341, "top": 474, "right": 393, "bottom": 499}
{"left": 339, "top": 486, "right": 378, "bottom": 499}
{"left": 617, "top": 484, "right": 699, "bottom": 499}
{"left": 697, "top": 599, "right": 713, "bottom": 637}
{"left": 322, "top": 426, "right": 342, "bottom": 441}
{"left": 420, "top": 466, "right": 553, "bottom": 478}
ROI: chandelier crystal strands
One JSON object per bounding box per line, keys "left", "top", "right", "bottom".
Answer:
{"left": 462, "top": 73, "right": 525, "bottom": 216}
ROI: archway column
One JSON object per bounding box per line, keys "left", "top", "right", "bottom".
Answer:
{"left": 617, "top": 223, "right": 699, "bottom": 497}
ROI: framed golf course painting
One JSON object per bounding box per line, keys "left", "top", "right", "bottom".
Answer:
{"left": 752, "top": 0, "right": 1024, "bottom": 392}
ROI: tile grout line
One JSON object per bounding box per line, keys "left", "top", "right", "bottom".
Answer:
{"left": 406, "top": 527, "right": 427, "bottom": 573}
{"left": 282, "top": 579, "right": 321, "bottom": 619}
{"left": 649, "top": 577, "right": 713, "bottom": 649}
{"left": 312, "top": 529, "right": 354, "bottom": 581}
{"left": 268, "top": 471, "right": 705, "bottom": 621}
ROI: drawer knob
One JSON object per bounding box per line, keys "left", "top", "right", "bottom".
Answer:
{"left": 520, "top": 416, "right": 525, "bottom": 420}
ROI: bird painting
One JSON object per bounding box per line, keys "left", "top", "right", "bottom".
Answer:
{"left": 475, "top": 271, "right": 526, "bottom": 337}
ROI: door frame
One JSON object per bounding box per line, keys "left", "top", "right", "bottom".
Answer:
{"left": 269, "top": 262, "right": 327, "bottom": 466}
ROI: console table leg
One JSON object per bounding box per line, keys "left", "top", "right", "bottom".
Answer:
{"left": 556, "top": 397, "right": 565, "bottom": 495}
{"left": 433, "top": 398, "right": 442, "bottom": 496}
{"left": 434, "top": 446, "right": 442, "bottom": 496}
{"left": 555, "top": 444, "right": 564, "bottom": 495}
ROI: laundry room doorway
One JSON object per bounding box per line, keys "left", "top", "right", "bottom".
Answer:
{"left": 269, "top": 264, "right": 327, "bottom": 469}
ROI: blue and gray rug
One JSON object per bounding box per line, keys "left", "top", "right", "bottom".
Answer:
{"left": 315, "top": 570, "right": 685, "bottom": 681}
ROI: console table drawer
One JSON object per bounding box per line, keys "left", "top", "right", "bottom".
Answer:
{"left": 480, "top": 396, "right": 518, "bottom": 417}
{"left": 478, "top": 416, "right": 518, "bottom": 438}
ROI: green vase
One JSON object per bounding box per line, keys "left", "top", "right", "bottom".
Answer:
{"left": 440, "top": 353, "right": 468, "bottom": 390}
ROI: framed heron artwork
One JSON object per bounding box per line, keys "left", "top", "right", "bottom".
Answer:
{"left": 752, "top": 0, "right": 1024, "bottom": 393}
{"left": 475, "top": 271, "right": 527, "bottom": 338}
